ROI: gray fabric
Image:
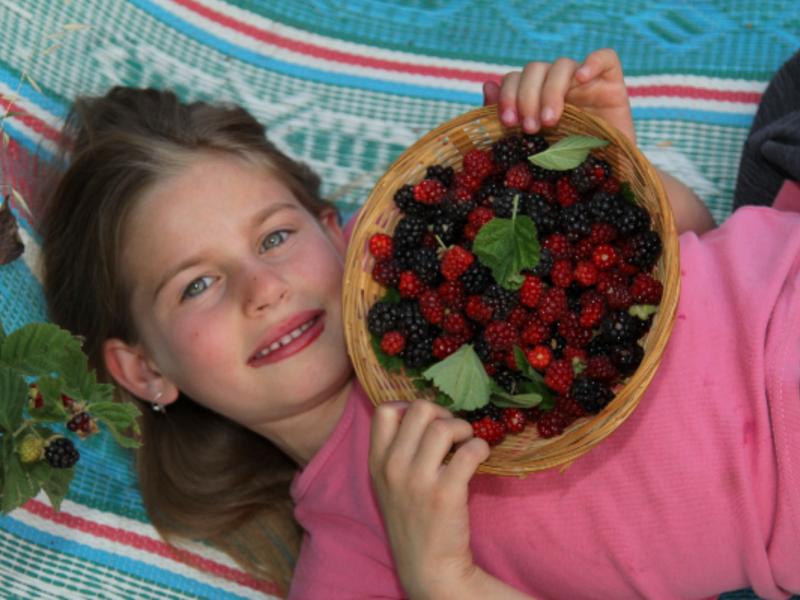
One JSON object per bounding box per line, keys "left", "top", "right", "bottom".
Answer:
{"left": 734, "top": 49, "right": 800, "bottom": 209}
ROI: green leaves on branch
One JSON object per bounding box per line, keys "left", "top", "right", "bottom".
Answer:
{"left": 528, "top": 135, "right": 608, "bottom": 171}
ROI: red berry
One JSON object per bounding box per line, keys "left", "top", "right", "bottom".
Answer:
{"left": 462, "top": 148, "right": 495, "bottom": 180}
{"left": 368, "top": 233, "right": 394, "bottom": 261}
{"left": 504, "top": 162, "right": 533, "bottom": 190}
{"left": 372, "top": 260, "right": 400, "bottom": 287}
{"left": 437, "top": 280, "right": 466, "bottom": 310}
{"left": 28, "top": 385, "right": 44, "bottom": 410}
{"left": 537, "top": 287, "right": 568, "bottom": 324}
{"left": 442, "top": 312, "right": 470, "bottom": 336}
{"left": 586, "top": 355, "right": 620, "bottom": 382}
{"left": 441, "top": 245, "right": 474, "bottom": 281}
{"left": 419, "top": 289, "right": 445, "bottom": 324}
{"left": 630, "top": 273, "right": 663, "bottom": 304}
{"left": 472, "top": 415, "right": 507, "bottom": 446}
{"left": 556, "top": 177, "right": 579, "bottom": 207}
{"left": 507, "top": 305, "right": 530, "bottom": 329}
{"left": 601, "top": 176, "right": 621, "bottom": 194}
{"left": 544, "top": 359, "right": 574, "bottom": 395}
{"left": 413, "top": 178, "right": 447, "bottom": 204}
{"left": 558, "top": 313, "right": 593, "bottom": 348}
{"left": 589, "top": 222, "right": 618, "bottom": 244}
{"left": 380, "top": 331, "right": 406, "bottom": 356}
{"left": 526, "top": 345, "right": 552, "bottom": 370}
{"left": 543, "top": 233, "right": 572, "bottom": 260}
{"left": 592, "top": 244, "right": 618, "bottom": 270}
{"left": 502, "top": 408, "right": 527, "bottom": 434}
{"left": 554, "top": 396, "right": 586, "bottom": 422}
{"left": 519, "top": 275, "right": 543, "bottom": 308}
{"left": 521, "top": 318, "right": 549, "bottom": 346}
{"left": 550, "top": 259, "right": 574, "bottom": 288}
{"left": 574, "top": 261, "right": 599, "bottom": 286}
{"left": 536, "top": 410, "right": 566, "bottom": 438}
{"left": 398, "top": 270, "right": 424, "bottom": 299}
{"left": 578, "top": 290, "right": 606, "bottom": 328}
{"left": 599, "top": 272, "right": 634, "bottom": 310}
{"left": 563, "top": 346, "right": 588, "bottom": 367}
{"left": 61, "top": 394, "right": 75, "bottom": 410}
{"left": 432, "top": 335, "right": 462, "bottom": 360}
{"left": 529, "top": 180, "right": 556, "bottom": 203}
{"left": 465, "top": 295, "right": 494, "bottom": 324}
{"left": 484, "top": 320, "right": 518, "bottom": 351}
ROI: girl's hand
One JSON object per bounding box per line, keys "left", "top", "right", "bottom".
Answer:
{"left": 369, "top": 400, "right": 489, "bottom": 598}
{"left": 483, "top": 48, "right": 636, "bottom": 144}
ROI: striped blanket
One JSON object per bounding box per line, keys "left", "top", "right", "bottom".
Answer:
{"left": 0, "top": 1, "right": 797, "bottom": 598}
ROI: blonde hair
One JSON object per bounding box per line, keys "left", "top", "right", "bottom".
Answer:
{"left": 41, "top": 87, "right": 335, "bottom": 592}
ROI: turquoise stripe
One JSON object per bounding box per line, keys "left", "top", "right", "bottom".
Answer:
{"left": 0, "top": 515, "right": 250, "bottom": 599}
{"left": 2, "top": 120, "right": 56, "bottom": 163}
{"left": 632, "top": 107, "right": 753, "bottom": 127}
{"left": 0, "top": 62, "right": 67, "bottom": 118}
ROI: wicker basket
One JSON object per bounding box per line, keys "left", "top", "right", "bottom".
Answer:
{"left": 342, "top": 104, "right": 680, "bottom": 475}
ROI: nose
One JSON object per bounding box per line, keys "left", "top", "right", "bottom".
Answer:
{"left": 241, "top": 261, "right": 289, "bottom": 317}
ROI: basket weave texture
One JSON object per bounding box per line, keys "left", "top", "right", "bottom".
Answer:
{"left": 343, "top": 104, "right": 680, "bottom": 475}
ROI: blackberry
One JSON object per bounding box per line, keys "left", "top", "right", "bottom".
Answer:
{"left": 549, "top": 331, "right": 567, "bottom": 358}
{"left": 599, "top": 311, "right": 640, "bottom": 344}
{"left": 44, "top": 437, "right": 80, "bottom": 469}
{"left": 526, "top": 194, "right": 560, "bottom": 236}
{"left": 491, "top": 188, "right": 529, "bottom": 218}
{"left": 614, "top": 202, "right": 651, "bottom": 236}
{"left": 528, "top": 163, "right": 560, "bottom": 182}
{"left": 426, "top": 164, "right": 454, "bottom": 187}
{"left": 367, "top": 301, "right": 400, "bottom": 337}
{"left": 587, "top": 191, "right": 623, "bottom": 223}
{"left": 474, "top": 337, "right": 494, "bottom": 363}
{"left": 520, "top": 133, "right": 549, "bottom": 156}
{"left": 495, "top": 369, "right": 525, "bottom": 395}
{"left": 392, "top": 246, "right": 416, "bottom": 270}
{"left": 570, "top": 376, "right": 614, "bottom": 414}
{"left": 444, "top": 197, "right": 476, "bottom": 222}
{"left": 559, "top": 203, "right": 593, "bottom": 240}
{"left": 461, "top": 262, "right": 492, "bottom": 295}
{"left": 403, "top": 334, "right": 435, "bottom": 370}
{"left": 474, "top": 173, "right": 506, "bottom": 207}
{"left": 628, "top": 231, "right": 662, "bottom": 270}
{"left": 410, "top": 246, "right": 442, "bottom": 286}
{"left": 530, "top": 247, "right": 554, "bottom": 278}
{"left": 464, "top": 402, "right": 503, "bottom": 423}
{"left": 491, "top": 135, "right": 524, "bottom": 169}
{"left": 393, "top": 215, "right": 427, "bottom": 248}
{"left": 429, "top": 210, "right": 460, "bottom": 246}
{"left": 484, "top": 283, "right": 518, "bottom": 320}
{"left": 397, "top": 301, "right": 433, "bottom": 342}
{"left": 609, "top": 342, "right": 644, "bottom": 375}
{"left": 569, "top": 156, "right": 611, "bottom": 193}
{"left": 586, "top": 334, "right": 611, "bottom": 357}
{"left": 393, "top": 184, "right": 419, "bottom": 215}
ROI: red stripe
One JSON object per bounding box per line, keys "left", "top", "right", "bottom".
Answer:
{"left": 23, "top": 500, "right": 281, "bottom": 596}
{"left": 0, "top": 98, "right": 60, "bottom": 142}
{"left": 628, "top": 85, "right": 761, "bottom": 104}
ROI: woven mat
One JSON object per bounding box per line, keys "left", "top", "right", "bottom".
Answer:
{"left": 0, "top": 1, "right": 797, "bottom": 598}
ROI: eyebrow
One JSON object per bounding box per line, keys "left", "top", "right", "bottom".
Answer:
{"left": 152, "top": 202, "right": 300, "bottom": 301}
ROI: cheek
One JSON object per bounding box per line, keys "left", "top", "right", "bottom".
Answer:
{"left": 167, "top": 312, "right": 238, "bottom": 374}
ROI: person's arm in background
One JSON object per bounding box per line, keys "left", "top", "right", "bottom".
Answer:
{"left": 483, "top": 48, "right": 716, "bottom": 235}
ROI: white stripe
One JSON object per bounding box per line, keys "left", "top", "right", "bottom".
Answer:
{"left": 19, "top": 225, "right": 42, "bottom": 284}
{"left": 0, "top": 78, "right": 63, "bottom": 132}
{"left": 15, "top": 496, "right": 278, "bottom": 599}
{"left": 625, "top": 74, "right": 767, "bottom": 93}
{"left": 630, "top": 96, "right": 755, "bottom": 113}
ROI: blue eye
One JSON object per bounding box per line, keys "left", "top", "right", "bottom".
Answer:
{"left": 261, "top": 230, "right": 291, "bottom": 253}
{"left": 182, "top": 275, "right": 215, "bottom": 300}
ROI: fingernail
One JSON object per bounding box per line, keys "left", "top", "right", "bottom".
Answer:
{"left": 522, "top": 116, "right": 539, "bottom": 132}
{"left": 501, "top": 108, "right": 517, "bottom": 125}
{"left": 576, "top": 66, "right": 590, "bottom": 78}
{"left": 541, "top": 107, "right": 555, "bottom": 124}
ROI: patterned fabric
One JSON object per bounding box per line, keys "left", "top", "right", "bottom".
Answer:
{"left": 0, "top": 1, "right": 797, "bottom": 598}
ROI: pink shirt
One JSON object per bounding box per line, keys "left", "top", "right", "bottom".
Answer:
{"left": 289, "top": 182, "right": 800, "bottom": 599}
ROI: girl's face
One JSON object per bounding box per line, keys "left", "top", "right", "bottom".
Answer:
{"left": 115, "top": 153, "right": 352, "bottom": 459}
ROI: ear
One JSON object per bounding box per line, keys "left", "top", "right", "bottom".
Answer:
{"left": 102, "top": 338, "right": 179, "bottom": 405}
{"left": 319, "top": 208, "right": 347, "bottom": 256}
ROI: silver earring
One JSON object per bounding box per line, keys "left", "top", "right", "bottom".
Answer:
{"left": 151, "top": 391, "right": 166, "bottom": 414}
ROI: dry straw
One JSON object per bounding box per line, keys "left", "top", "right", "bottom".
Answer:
{"left": 343, "top": 104, "right": 680, "bottom": 476}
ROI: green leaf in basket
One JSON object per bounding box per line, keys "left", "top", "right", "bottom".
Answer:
{"left": 528, "top": 135, "right": 609, "bottom": 171}
{"left": 472, "top": 197, "right": 540, "bottom": 291}
{"left": 422, "top": 344, "right": 491, "bottom": 412}
{"left": 629, "top": 304, "right": 659, "bottom": 320}
{"left": 620, "top": 181, "right": 636, "bottom": 204}
{"left": 489, "top": 381, "right": 544, "bottom": 409}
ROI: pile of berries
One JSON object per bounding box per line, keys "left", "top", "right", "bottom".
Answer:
{"left": 366, "top": 132, "right": 663, "bottom": 446}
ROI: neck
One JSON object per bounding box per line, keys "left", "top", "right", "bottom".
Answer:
{"left": 255, "top": 372, "right": 355, "bottom": 467}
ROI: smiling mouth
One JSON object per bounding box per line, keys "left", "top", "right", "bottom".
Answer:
{"left": 251, "top": 315, "right": 320, "bottom": 361}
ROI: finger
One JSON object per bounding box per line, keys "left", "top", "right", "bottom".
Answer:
{"left": 369, "top": 401, "right": 408, "bottom": 474}
{"left": 514, "top": 62, "right": 550, "bottom": 133}
{"left": 386, "top": 400, "right": 453, "bottom": 466}
{"left": 539, "top": 57, "right": 580, "bottom": 127}
{"left": 482, "top": 80, "right": 501, "bottom": 106}
{"left": 497, "top": 71, "right": 521, "bottom": 127}
{"left": 411, "top": 417, "right": 474, "bottom": 476}
{"left": 439, "top": 437, "right": 491, "bottom": 488}
{"left": 576, "top": 48, "right": 623, "bottom": 84}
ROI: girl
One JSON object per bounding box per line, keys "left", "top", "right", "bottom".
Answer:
{"left": 39, "top": 48, "right": 797, "bottom": 599}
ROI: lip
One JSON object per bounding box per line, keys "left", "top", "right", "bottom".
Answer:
{"left": 248, "top": 310, "right": 325, "bottom": 367}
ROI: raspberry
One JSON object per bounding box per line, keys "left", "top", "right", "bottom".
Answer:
{"left": 367, "top": 302, "right": 399, "bottom": 336}
{"left": 467, "top": 206, "right": 495, "bottom": 228}
{"left": 563, "top": 346, "right": 588, "bottom": 367}
{"left": 442, "top": 312, "right": 470, "bottom": 336}
{"left": 526, "top": 345, "right": 552, "bottom": 370}
{"left": 465, "top": 294, "right": 493, "bottom": 324}
{"left": 571, "top": 376, "right": 614, "bottom": 414}
{"left": 502, "top": 408, "right": 527, "bottom": 434}
{"left": 454, "top": 170, "right": 484, "bottom": 192}
{"left": 462, "top": 148, "right": 494, "bottom": 180}
{"left": 441, "top": 245, "right": 474, "bottom": 281}
{"left": 472, "top": 415, "right": 507, "bottom": 446}
{"left": 437, "top": 280, "right": 466, "bottom": 310}
{"left": 578, "top": 290, "right": 606, "bottom": 328}
{"left": 574, "top": 261, "right": 599, "bottom": 287}
{"left": 519, "top": 275, "right": 543, "bottom": 308}
{"left": 521, "top": 318, "right": 549, "bottom": 346}
{"left": 368, "top": 233, "right": 394, "bottom": 261}
{"left": 558, "top": 312, "right": 593, "bottom": 348}
{"left": 504, "top": 162, "right": 533, "bottom": 190}
{"left": 550, "top": 259, "right": 574, "bottom": 288}
{"left": 432, "top": 335, "right": 463, "bottom": 360}
{"left": 553, "top": 396, "right": 586, "bottom": 426}
{"left": 398, "top": 270, "right": 424, "bottom": 299}
{"left": 529, "top": 180, "right": 555, "bottom": 203}
{"left": 484, "top": 320, "right": 518, "bottom": 351}
{"left": 570, "top": 155, "right": 610, "bottom": 193}
{"left": 586, "top": 355, "right": 619, "bottom": 382}
{"left": 592, "top": 244, "right": 618, "bottom": 270}
{"left": 413, "top": 178, "right": 447, "bottom": 204}
{"left": 544, "top": 358, "right": 574, "bottom": 395}
{"left": 17, "top": 434, "right": 44, "bottom": 463}
{"left": 574, "top": 237, "right": 595, "bottom": 261}
{"left": 542, "top": 233, "right": 572, "bottom": 260}
{"left": 418, "top": 289, "right": 445, "bottom": 324}
{"left": 536, "top": 410, "right": 566, "bottom": 438}
{"left": 589, "top": 222, "right": 618, "bottom": 244}
{"left": 507, "top": 305, "right": 530, "bottom": 329}
{"left": 556, "top": 177, "right": 579, "bottom": 207}
{"left": 44, "top": 437, "right": 80, "bottom": 469}
{"left": 600, "top": 176, "right": 621, "bottom": 194}
{"left": 630, "top": 273, "right": 663, "bottom": 304}
{"left": 380, "top": 331, "right": 406, "bottom": 356}
{"left": 537, "top": 287, "right": 568, "bottom": 324}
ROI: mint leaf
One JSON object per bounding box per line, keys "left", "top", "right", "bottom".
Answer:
{"left": 629, "top": 304, "right": 658, "bottom": 320}
{"left": 489, "top": 381, "right": 543, "bottom": 408}
{"left": 0, "top": 323, "right": 83, "bottom": 377}
{"left": 88, "top": 401, "right": 141, "bottom": 449}
{"left": 0, "top": 365, "right": 27, "bottom": 431}
{"left": 528, "top": 135, "right": 609, "bottom": 171}
{"left": 39, "top": 463, "right": 74, "bottom": 512}
{"left": 473, "top": 212, "right": 540, "bottom": 290}
{"left": 1, "top": 436, "right": 40, "bottom": 514}
{"left": 422, "top": 344, "right": 490, "bottom": 412}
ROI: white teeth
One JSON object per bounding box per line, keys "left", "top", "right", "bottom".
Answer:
{"left": 254, "top": 318, "right": 316, "bottom": 359}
